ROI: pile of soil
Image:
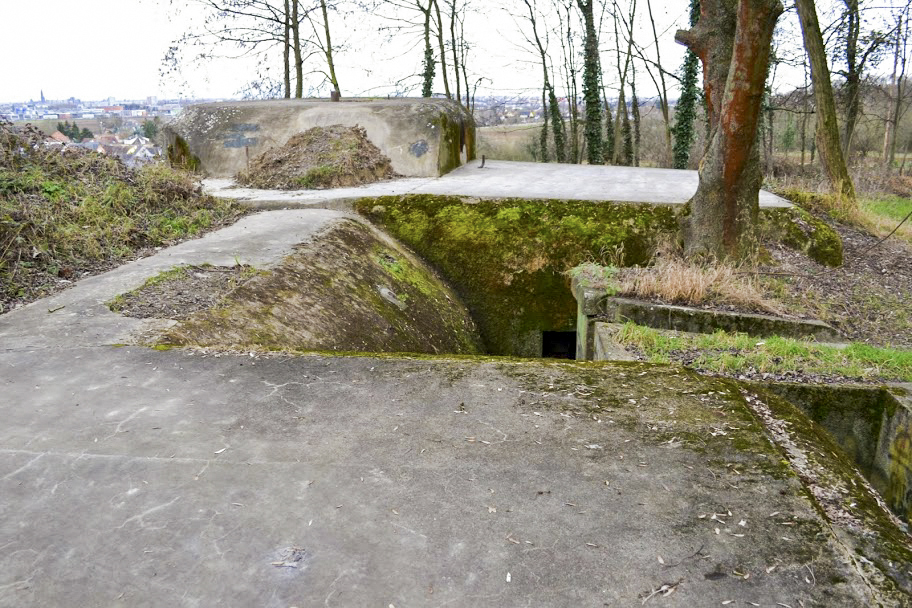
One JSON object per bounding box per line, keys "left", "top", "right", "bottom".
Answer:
{"left": 236, "top": 125, "right": 398, "bottom": 190}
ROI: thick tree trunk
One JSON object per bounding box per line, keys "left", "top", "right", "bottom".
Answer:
{"left": 795, "top": 0, "right": 856, "bottom": 203}
{"left": 578, "top": 0, "right": 603, "bottom": 164}
{"left": 676, "top": 0, "right": 783, "bottom": 259}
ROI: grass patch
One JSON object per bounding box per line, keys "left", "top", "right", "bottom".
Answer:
{"left": 857, "top": 195, "right": 912, "bottom": 244}
{"left": 614, "top": 322, "right": 912, "bottom": 382}
{"left": 0, "top": 122, "right": 245, "bottom": 311}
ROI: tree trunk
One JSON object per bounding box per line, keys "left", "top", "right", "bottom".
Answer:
{"left": 548, "top": 85, "right": 567, "bottom": 162}
{"left": 432, "top": 0, "right": 451, "bottom": 99}
{"left": 578, "top": 0, "right": 603, "bottom": 164}
{"left": 449, "top": 0, "right": 462, "bottom": 106}
{"left": 795, "top": 0, "right": 856, "bottom": 203}
{"left": 320, "top": 0, "right": 341, "bottom": 100}
{"left": 602, "top": 88, "right": 615, "bottom": 164}
{"left": 284, "top": 0, "right": 291, "bottom": 98}
{"left": 292, "top": 0, "right": 303, "bottom": 98}
{"left": 842, "top": 0, "right": 860, "bottom": 158}
{"left": 676, "top": 0, "right": 783, "bottom": 259}
{"left": 800, "top": 58, "right": 809, "bottom": 167}
{"left": 672, "top": 0, "right": 702, "bottom": 169}
{"left": 422, "top": 4, "right": 434, "bottom": 97}
{"left": 631, "top": 66, "right": 641, "bottom": 166}
{"left": 646, "top": 0, "right": 673, "bottom": 166}
{"left": 540, "top": 86, "right": 550, "bottom": 162}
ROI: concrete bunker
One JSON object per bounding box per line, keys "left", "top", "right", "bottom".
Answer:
{"left": 355, "top": 194, "right": 681, "bottom": 358}
{"left": 163, "top": 98, "right": 475, "bottom": 179}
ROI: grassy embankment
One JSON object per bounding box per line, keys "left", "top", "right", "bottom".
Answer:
{"left": 614, "top": 322, "right": 912, "bottom": 383}
{"left": 0, "top": 123, "right": 244, "bottom": 311}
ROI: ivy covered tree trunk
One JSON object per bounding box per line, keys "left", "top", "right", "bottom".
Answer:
{"left": 603, "top": 93, "right": 615, "bottom": 164}
{"left": 578, "top": 0, "right": 603, "bottom": 164}
{"left": 421, "top": 6, "right": 435, "bottom": 97}
{"left": 795, "top": 0, "right": 856, "bottom": 203}
{"left": 548, "top": 85, "right": 567, "bottom": 162}
{"left": 676, "top": 0, "right": 783, "bottom": 259}
{"left": 540, "top": 87, "right": 550, "bottom": 162}
{"left": 672, "top": 0, "right": 701, "bottom": 169}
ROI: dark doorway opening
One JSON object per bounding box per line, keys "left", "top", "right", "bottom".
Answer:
{"left": 542, "top": 331, "right": 577, "bottom": 359}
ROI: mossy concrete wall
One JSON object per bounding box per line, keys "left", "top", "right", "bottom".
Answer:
{"left": 356, "top": 195, "right": 680, "bottom": 357}
{"left": 760, "top": 382, "right": 912, "bottom": 524}
{"left": 163, "top": 98, "right": 475, "bottom": 179}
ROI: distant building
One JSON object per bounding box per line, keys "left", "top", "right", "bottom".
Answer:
{"left": 48, "top": 131, "right": 71, "bottom": 144}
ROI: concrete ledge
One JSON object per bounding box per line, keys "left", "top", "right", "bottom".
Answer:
{"left": 164, "top": 98, "right": 475, "bottom": 179}
{"left": 572, "top": 278, "right": 842, "bottom": 360}
{"left": 746, "top": 381, "right": 912, "bottom": 525}
{"left": 597, "top": 296, "right": 842, "bottom": 342}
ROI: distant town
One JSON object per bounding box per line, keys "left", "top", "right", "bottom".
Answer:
{"left": 0, "top": 92, "right": 232, "bottom": 167}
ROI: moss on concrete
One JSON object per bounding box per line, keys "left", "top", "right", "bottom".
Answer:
{"left": 761, "top": 206, "right": 844, "bottom": 267}
{"left": 355, "top": 194, "right": 679, "bottom": 355}
{"left": 435, "top": 109, "right": 475, "bottom": 175}
{"left": 748, "top": 386, "right": 912, "bottom": 597}
{"left": 166, "top": 135, "right": 202, "bottom": 173}
{"left": 159, "top": 219, "right": 483, "bottom": 355}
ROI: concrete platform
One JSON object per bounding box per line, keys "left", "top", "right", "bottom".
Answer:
{"left": 0, "top": 347, "right": 900, "bottom": 607}
{"left": 1, "top": 207, "right": 907, "bottom": 606}
{"left": 203, "top": 160, "right": 794, "bottom": 209}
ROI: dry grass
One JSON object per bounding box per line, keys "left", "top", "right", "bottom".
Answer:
{"left": 615, "top": 256, "right": 785, "bottom": 316}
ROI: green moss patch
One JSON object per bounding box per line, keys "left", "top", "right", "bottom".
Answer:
{"left": 761, "top": 206, "right": 844, "bottom": 267}
{"left": 158, "top": 219, "right": 483, "bottom": 355}
{"left": 355, "top": 195, "right": 679, "bottom": 355}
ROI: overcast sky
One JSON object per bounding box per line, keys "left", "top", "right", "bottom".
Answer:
{"left": 1, "top": 0, "right": 893, "bottom": 105}
{"left": 1, "top": 0, "right": 697, "bottom": 103}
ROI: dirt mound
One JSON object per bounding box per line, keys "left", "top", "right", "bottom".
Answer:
{"left": 236, "top": 125, "right": 397, "bottom": 190}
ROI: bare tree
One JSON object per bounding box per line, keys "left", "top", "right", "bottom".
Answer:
{"left": 884, "top": 2, "right": 912, "bottom": 164}
{"left": 519, "top": 0, "right": 567, "bottom": 161}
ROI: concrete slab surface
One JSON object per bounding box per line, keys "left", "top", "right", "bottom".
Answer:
{"left": 0, "top": 349, "right": 894, "bottom": 607}
{"left": 203, "top": 160, "right": 794, "bottom": 209}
